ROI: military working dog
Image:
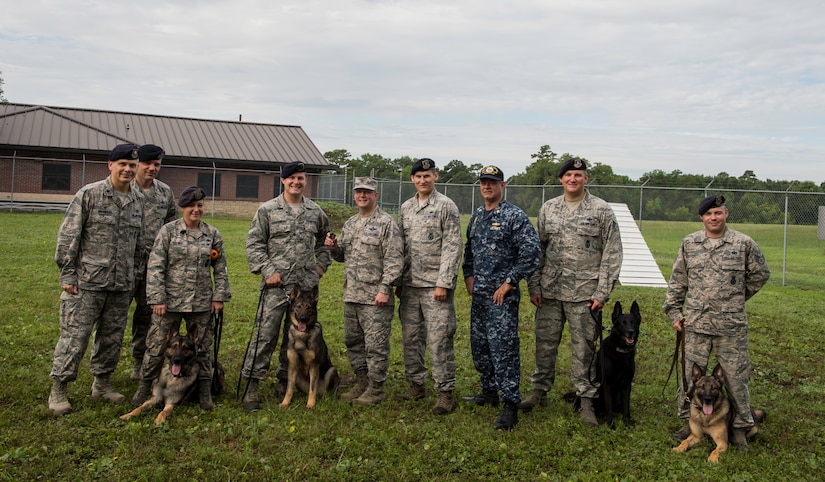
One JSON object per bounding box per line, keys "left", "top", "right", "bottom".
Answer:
{"left": 673, "top": 363, "right": 765, "bottom": 463}
{"left": 564, "top": 301, "right": 641, "bottom": 428}
{"left": 279, "top": 285, "right": 339, "bottom": 409}
{"left": 119, "top": 327, "right": 199, "bottom": 425}
{"left": 594, "top": 300, "right": 641, "bottom": 429}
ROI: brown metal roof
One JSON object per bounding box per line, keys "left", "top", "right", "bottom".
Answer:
{"left": 0, "top": 103, "right": 331, "bottom": 168}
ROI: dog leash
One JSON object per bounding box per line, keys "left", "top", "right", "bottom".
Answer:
{"left": 588, "top": 306, "right": 607, "bottom": 388}
{"left": 237, "top": 287, "right": 268, "bottom": 401}
{"left": 663, "top": 329, "right": 690, "bottom": 401}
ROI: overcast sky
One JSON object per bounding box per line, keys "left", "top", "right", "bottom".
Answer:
{"left": 3, "top": 0, "right": 824, "bottom": 183}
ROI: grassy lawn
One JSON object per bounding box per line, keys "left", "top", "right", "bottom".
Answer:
{"left": 1, "top": 212, "right": 824, "bottom": 481}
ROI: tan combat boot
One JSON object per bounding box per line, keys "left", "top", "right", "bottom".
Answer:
{"left": 131, "top": 379, "right": 153, "bottom": 407}
{"left": 242, "top": 378, "right": 261, "bottom": 411}
{"left": 579, "top": 397, "right": 598, "bottom": 427}
{"left": 198, "top": 379, "right": 214, "bottom": 411}
{"left": 400, "top": 382, "right": 426, "bottom": 401}
{"left": 48, "top": 379, "right": 72, "bottom": 415}
{"left": 91, "top": 375, "right": 126, "bottom": 403}
{"left": 353, "top": 381, "right": 385, "bottom": 405}
{"left": 517, "top": 389, "right": 547, "bottom": 412}
{"left": 433, "top": 390, "right": 455, "bottom": 415}
{"left": 340, "top": 371, "right": 368, "bottom": 401}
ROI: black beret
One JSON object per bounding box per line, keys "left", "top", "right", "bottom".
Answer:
{"left": 109, "top": 143, "right": 139, "bottom": 161}
{"left": 698, "top": 195, "right": 726, "bottom": 215}
{"left": 178, "top": 186, "right": 206, "bottom": 207}
{"left": 281, "top": 161, "right": 306, "bottom": 179}
{"left": 138, "top": 144, "right": 165, "bottom": 162}
{"left": 478, "top": 165, "right": 504, "bottom": 181}
{"left": 411, "top": 157, "right": 436, "bottom": 175}
{"left": 558, "top": 157, "right": 587, "bottom": 177}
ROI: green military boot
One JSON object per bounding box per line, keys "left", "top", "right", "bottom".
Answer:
{"left": 400, "top": 382, "right": 426, "bottom": 401}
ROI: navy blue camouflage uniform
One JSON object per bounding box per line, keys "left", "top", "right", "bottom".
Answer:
{"left": 462, "top": 200, "right": 540, "bottom": 404}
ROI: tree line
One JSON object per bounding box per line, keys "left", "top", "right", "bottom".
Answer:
{"left": 324, "top": 146, "right": 825, "bottom": 225}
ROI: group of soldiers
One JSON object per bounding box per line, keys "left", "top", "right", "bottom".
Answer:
{"left": 47, "top": 145, "right": 770, "bottom": 444}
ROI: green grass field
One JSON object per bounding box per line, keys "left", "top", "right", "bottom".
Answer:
{"left": 1, "top": 212, "right": 824, "bottom": 481}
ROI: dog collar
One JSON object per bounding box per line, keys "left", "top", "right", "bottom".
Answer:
{"left": 615, "top": 346, "right": 636, "bottom": 354}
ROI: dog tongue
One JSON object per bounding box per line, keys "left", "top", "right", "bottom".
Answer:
{"left": 623, "top": 337, "right": 635, "bottom": 345}
{"left": 298, "top": 322, "right": 307, "bottom": 332}
{"left": 703, "top": 403, "right": 713, "bottom": 415}
{"left": 172, "top": 363, "right": 181, "bottom": 376}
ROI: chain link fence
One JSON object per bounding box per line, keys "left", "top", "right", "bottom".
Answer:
{"left": 3, "top": 154, "right": 822, "bottom": 289}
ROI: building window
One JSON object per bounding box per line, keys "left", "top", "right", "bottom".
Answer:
{"left": 198, "top": 173, "right": 221, "bottom": 197}
{"left": 42, "top": 163, "right": 71, "bottom": 191}
{"left": 236, "top": 175, "right": 259, "bottom": 199}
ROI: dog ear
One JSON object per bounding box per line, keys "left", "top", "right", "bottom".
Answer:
{"left": 630, "top": 301, "right": 641, "bottom": 321}
{"left": 612, "top": 301, "right": 623, "bottom": 323}
{"left": 289, "top": 285, "right": 299, "bottom": 303}
{"left": 310, "top": 285, "right": 319, "bottom": 303}
{"left": 712, "top": 364, "right": 726, "bottom": 385}
{"left": 166, "top": 327, "right": 179, "bottom": 343}
{"left": 691, "top": 362, "right": 705, "bottom": 382}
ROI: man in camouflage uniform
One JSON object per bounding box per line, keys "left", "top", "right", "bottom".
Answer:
{"left": 522, "top": 157, "right": 623, "bottom": 427}
{"left": 462, "top": 165, "right": 540, "bottom": 430}
{"left": 240, "top": 161, "right": 332, "bottom": 410}
{"left": 132, "top": 186, "right": 231, "bottom": 410}
{"left": 664, "top": 195, "right": 770, "bottom": 450}
{"left": 49, "top": 143, "right": 146, "bottom": 415}
{"left": 128, "top": 144, "right": 176, "bottom": 381}
{"left": 397, "top": 158, "right": 463, "bottom": 415}
{"left": 326, "top": 178, "right": 403, "bottom": 405}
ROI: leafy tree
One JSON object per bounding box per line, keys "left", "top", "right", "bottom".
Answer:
{"left": 0, "top": 71, "right": 7, "bottom": 103}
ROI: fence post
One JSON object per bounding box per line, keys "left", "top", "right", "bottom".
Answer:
{"left": 782, "top": 183, "right": 794, "bottom": 286}
{"left": 639, "top": 178, "right": 649, "bottom": 229}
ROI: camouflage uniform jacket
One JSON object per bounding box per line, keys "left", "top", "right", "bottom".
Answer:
{"left": 463, "top": 200, "right": 541, "bottom": 295}
{"left": 55, "top": 177, "right": 145, "bottom": 291}
{"left": 527, "top": 192, "right": 622, "bottom": 303}
{"left": 246, "top": 195, "right": 332, "bottom": 290}
{"left": 330, "top": 207, "right": 404, "bottom": 304}
{"left": 131, "top": 178, "right": 176, "bottom": 256}
{"left": 398, "top": 190, "right": 462, "bottom": 289}
{"left": 146, "top": 219, "right": 231, "bottom": 312}
{"left": 663, "top": 227, "right": 770, "bottom": 335}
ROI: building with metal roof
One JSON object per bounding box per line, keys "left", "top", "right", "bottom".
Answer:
{"left": 0, "top": 103, "right": 335, "bottom": 213}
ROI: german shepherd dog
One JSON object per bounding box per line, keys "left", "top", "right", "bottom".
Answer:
{"left": 119, "top": 326, "right": 199, "bottom": 425}
{"left": 673, "top": 363, "right": 765, "bottom": 463}
{"left": 565, "top": 301, "right": 641, "bottom": 428}
{"left": 279, "top": 286, "right": 339, "bottom": 409}
{"left": 594, "top": 300, "right": 641, "bottom": 429}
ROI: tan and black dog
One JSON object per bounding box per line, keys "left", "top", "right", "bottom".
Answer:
{"left": 673, "top": 363, "right": 765, "bottom": 463}
{"left": 279, "top": 286, "right": 339, "bottom": 409}
{"left": 119, "top": 326, "right": 199, "bottom": 425}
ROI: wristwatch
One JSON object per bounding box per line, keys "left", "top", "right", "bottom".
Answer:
{"left": 504, "top": 276, "right": 517, "bottom": 287}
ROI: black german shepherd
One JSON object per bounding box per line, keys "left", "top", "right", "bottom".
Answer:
{"left": 279, "top": 286, "right": 339, "bottom": 409}
{"left": 566, "top": 301, "right": 641, "bottom": 428}
{"left": 594, "top": 300, "right": 641, "bottom": 429}
{"left": 119, "top": 326, "right": 199, "bottom": 425}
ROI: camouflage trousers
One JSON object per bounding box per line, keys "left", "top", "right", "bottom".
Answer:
{"left": 530, "top": 299, "right": 600, "bottom": 398}
{"left": 469, "top": 293, "right": 522, "bottom": 404}
{"left": 343, "top": 302, "right": 393, "bottom": 383}
{"left": 677, "top": 328, "right": 754, "bottom": 429}
{"left": 241, "top": 287, "right": 291, "bottom": 381}
{"left": 51, "top": 289, "right": 130, "bottom": 382}
{"left": 129, "top": 274, "right": 152, "bottom": 365}
{"left": 142, "top": 311, "right": 214, "bottom": 380}
{"left": 398, "top": 286, "right": 457, "bottom": 392}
